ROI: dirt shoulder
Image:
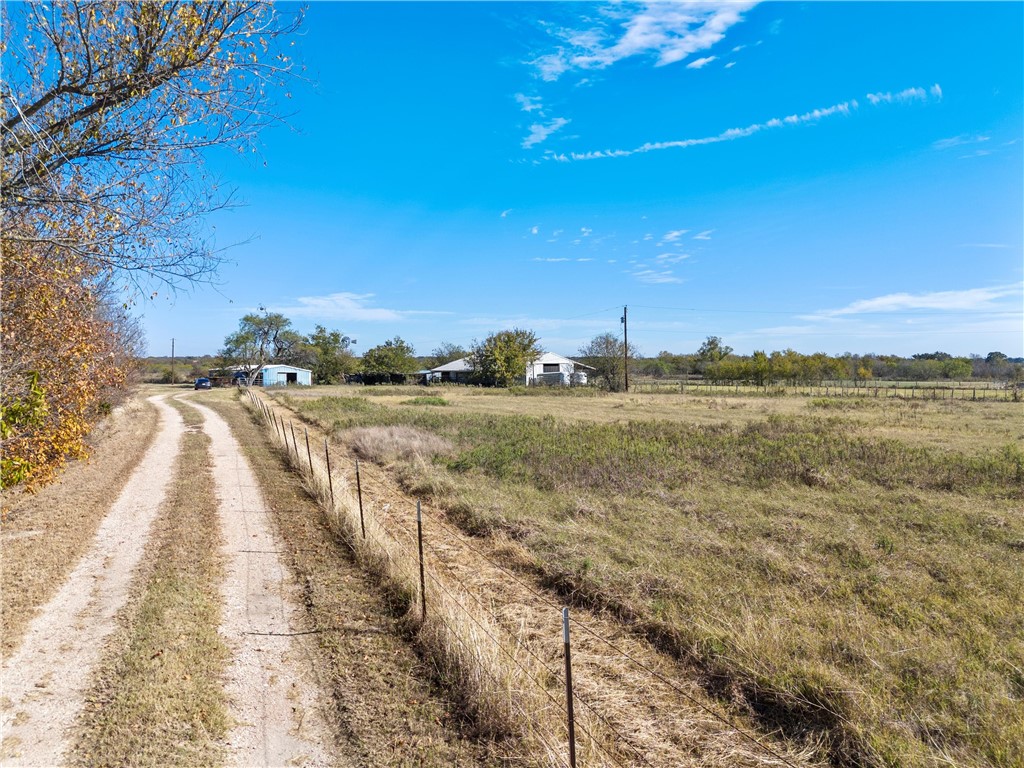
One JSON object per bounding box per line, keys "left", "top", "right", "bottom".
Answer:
{"left": 1, "top": 390, "right": 161, "bottom": 656}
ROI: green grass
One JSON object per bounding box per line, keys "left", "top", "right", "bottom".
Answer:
{"left": 402, "top": 395, "right": 450, "bottom": 406}
{"left": 284, "top": 391, "right": 1024, "bottom": 768}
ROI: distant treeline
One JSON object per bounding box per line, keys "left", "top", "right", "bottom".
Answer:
{"left": 632, "top": 350, "right": 1022, "bottom": 384}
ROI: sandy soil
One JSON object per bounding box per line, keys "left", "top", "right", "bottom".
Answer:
{"left": 0, "top": 395, "right": 184, "bottom": 766}
{"left": 182, "top": 396, "right": 339, "bottom": 767}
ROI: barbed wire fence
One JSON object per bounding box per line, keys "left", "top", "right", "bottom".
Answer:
{"left": 243, "top": 389, "right": 813, "bottom": 768}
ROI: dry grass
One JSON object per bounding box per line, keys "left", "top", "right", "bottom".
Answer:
{"left": 244, "top": 390, "right": 637, "bottom": 767}
{"left": 283, "top": 389, "right": 1024, "bottom": 768}
{"left": 345, "top": 424, "right": 453, "bottom": 464}
{"left": 207, "top": 389, "right": 504, "bottom": 766}
{"left": 1, "top": 391, "right": 160, "bottom": 655}
{"left": 70, "top": 397, "right": 230, "bottom": 767}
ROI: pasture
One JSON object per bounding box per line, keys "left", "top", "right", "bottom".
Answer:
{"left": 277, "top": 385, "right": 1023, "bottom": 768}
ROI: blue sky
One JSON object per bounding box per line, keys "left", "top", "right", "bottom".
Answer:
{"left": 142, "top": 1, "right": 1023, "bottom": 359}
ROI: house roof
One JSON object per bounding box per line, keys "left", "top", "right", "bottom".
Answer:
{"left": 431, "top": 357, "right": 474, "bottom": 373}
{"left": 533, "top": 352, "right": 594, "bottom": 370}
{"left": 261, "top": 364, "right": 313, "bottom": 373}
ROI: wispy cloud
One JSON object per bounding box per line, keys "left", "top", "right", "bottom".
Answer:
{"left": 631, "top": 268, "right": 683, "bottom": 284}
{"left": 515, "top": 93, "right": 544, "bottom": 113}
{"left": 530, "top": 225, "right": 539, "bottom": 235}
{"left": 276, "top": 292, "right": 447, "bottom": 322}
{"left": 960, "top": 243, "right": 1008, "bottom": 249}
{"left": 529, "top": 2, "right": 758, "bottom": 81}
{"left": 655, "top": 252, "right": 690, "bottom": 263}
{"left": 662, "top": 229, "right": 688, "bottom": 242}
{"left": 533, "top": 257, "right": 571, "bottom": 263}
{"left": 724, "top": 61, "right": 736, "bottom": 69}
{"left": 933, "top": 134, "right": 990, "bottom": 150}
{"left": 693, "top": 229, "right": 714, "bottom": 240}
{"left": 686, "top": 55, "right": 717, "bottom": 69}
{"left": 545, "top": 84, "right": 941, "bottom": 162}
{"left": 805, "top": 283, "right": 1022, "bottom": 318}
{"left": 500, "top": 208, "right": 513, "bottom": 218}
{"left": 523, "top": 116, "right": 570, "bottom": 148}
{"left": 580, "top": 226, "right": 593, "bottom": 236}
{"left": 865, "top": 85, "right": 938, "bottom": 106}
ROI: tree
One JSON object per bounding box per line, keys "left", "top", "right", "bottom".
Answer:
{"left": 305, "top": 325, "right": 354, "bottom": 384}
{"left": 1, "top": 234, "right": 134, "bottom": 487}
{"left": 221, "top": 310, "right": 298, "bottom": 385}
{"left": 696, "top": 336, "right": 733, "bottom": 371}
{"left": 1, "top": 2, "right": 301, "bottom": 289}
{"left": 578, "top": 333, "right": 638, "bottom": 391}
{"left": 362, "top": 337, "right": 417, "bottom": 375}
{"left": 429, "top": 342, "right": 467, "bottom": 369}
{"left": 470, "top": 329, "right": 541, "bottom": 387}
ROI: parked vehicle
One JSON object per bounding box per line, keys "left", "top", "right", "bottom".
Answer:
{"left": 194, "top": 377, "right": 212, "bottom": 390}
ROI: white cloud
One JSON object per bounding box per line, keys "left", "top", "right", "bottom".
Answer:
{"left": 642, "top": 233, "right": 654, "bottom": 240}
{"left": 662, "top": 229, "right": 689, "bottom": 242}
{"left": 530, "top": 225, "right": 539, "bottom": 235}
{"left": 577, "top": 258, "right": 593, "bottom": 262}
{"left": 865, "top": 86, "right": 929, "bottom": 106}
{"left": 533, "top": 257, "right": 571, "bottom": 262}
{"left": 731, "top": 44, "right": 745, "bottom": 53}
{"left": 656, "top": 252, "right": 690, "bottom": 263}
{"left": 933, "top": 134, "right": 990, "bottom": 150}
{"left": 632, "top": 268, "right": 683, "bottom": 284}
{"left": 580, "top": 226, "right": 593, "bottom": 236}
{"left": 528, "top": 2, "right": 758, "bottom": 81}
{"left": 523, "top": 117, "right": 570, "bottom": 149}
{"left": 724, "top": 61, "right": 736, "bottom": 69}
{"left": 515, "top": 93, "right": 544, "bottom": 113}
{"left": 500, "top": 208, "right": 513, "bottom": 218}
{"left": 277, "top": 292, "right": 445, "bottom": 322}
{"left": 546, "top": 84, "right": 941, "bottom": 162}
{"left": 693, "top": 230, "right": 714, "bottom": 240}
{"left": 807, "top": 283, "right": 1022, "bottom": 318}
{"left": 686, "top": 55, "right": 717, "bottom": 69}
{"left": 930, "top": 83, "right": 943, "bottom": 99}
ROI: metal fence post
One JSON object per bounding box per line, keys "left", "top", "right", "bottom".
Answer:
{"left": 417, "top": 500, "right": 426, "bottom": 621}
{"left": 563, "top": 607, "right": 577, "bottom": 768}
{"left": 356, "top": 459, "right": 366, "bottom": 539}
{"left": 324, "top": 439, "right": 335, "bottom": 508}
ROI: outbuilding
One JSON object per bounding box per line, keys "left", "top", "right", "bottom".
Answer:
{"left": 255, "top": 364, "right": 313, "bottom": 387}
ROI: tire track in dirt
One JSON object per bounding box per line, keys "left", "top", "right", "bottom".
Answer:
{"left": 182, "top": 397, "right": 339, "bottom": 768}
{"left": 0, "top": 395, "right": 184, "bottom": 767}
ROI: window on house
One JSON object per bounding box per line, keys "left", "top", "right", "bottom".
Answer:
{"left": 543, "top": 363, "right": 559, "bottom": 373}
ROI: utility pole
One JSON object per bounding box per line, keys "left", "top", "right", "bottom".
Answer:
{"left": 170, "top": 338, "right": 175, "bottom": 385}
{"left": 621, "top": 306, "right": 629, "bottom": 393}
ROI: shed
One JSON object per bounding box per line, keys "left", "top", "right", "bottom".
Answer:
{"left": 256, "top": 364, "right": 313, "bottom": 387}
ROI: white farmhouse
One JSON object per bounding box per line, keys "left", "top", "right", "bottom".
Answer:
{"left": 526, "top": 352, "right": 592, "bottom": 386}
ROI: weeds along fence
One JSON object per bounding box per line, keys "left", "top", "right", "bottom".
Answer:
{"left": 242, "top": 389, "right": 809, "bottom": 768}
{"left": 633, "top": 379, "right": 1021, "bottom": 401}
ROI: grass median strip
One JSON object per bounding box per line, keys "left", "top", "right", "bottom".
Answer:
{"left": 71, "top": 398, "right": 229, "bottom": 767}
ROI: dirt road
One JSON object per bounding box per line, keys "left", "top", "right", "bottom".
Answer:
{"left": 1, "top": 393, "right": 337, "bottom": 767}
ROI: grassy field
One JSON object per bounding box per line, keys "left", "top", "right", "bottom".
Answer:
{"left": 276, "top": 385, "right": 1024, "bottom": 768}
